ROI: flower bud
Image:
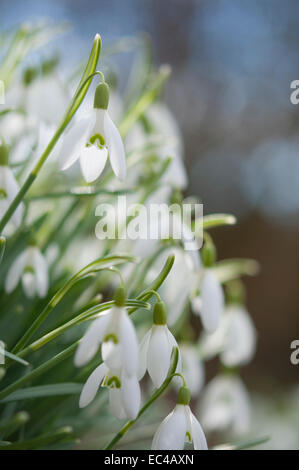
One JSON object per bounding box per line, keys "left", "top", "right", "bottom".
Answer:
{"left": 153, "top": 301, "right": 167, "bottom": 325}
{"left": 94, "top": 82, "right": 109, "bottom": 110}
{"left": 177, "top": 386, "right": 191, "bottom": 405}
{"left": 114, "top": 286, "right": 126, "bottom": 307}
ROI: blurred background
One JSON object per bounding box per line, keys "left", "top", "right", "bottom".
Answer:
{"left": 1, "top": 0, "right": 299, "bottom": 448}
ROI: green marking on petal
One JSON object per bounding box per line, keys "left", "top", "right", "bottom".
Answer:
{"left": 87, "top": 133, "right": 105, "bottom": 148}
{"left": 107, "top": 376, "right": 121, "bottom": 389}
{"left": 186, "top": 431, "right": 192, "bottom": 443}
{"left": 24, "top": 265, "right": 34, "bottom": 274}
{"left": 0, "top": 189, "right": 7, "bottom": 199}
{"left": 104, "top": 333, "right": 118, "bottom": 344}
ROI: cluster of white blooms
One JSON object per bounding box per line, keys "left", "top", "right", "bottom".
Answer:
{"left": 0, "top": 29, "right": 258, "bottom": 450}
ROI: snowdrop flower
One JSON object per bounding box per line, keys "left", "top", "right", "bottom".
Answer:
{"left": 60, "top": 81, "right": 126, "bottom": 183}
{"left": 199, "top": 374, "right": 251, "bottom": 436}
{"left": 79, "top": 362, "right": 141, "bottom": 420}
{"left": 5, "top": 245, "right": 48, "bottom": 298}
{"left": 152, "top": 386, "right": 208, "bottom": 450}
{"left": 179, "top": 344, "right": 205, "bottom": 397}
{"left": 138, "top": 301, "right": 181, "bottom": 388}
{"left": 74, "top": 287, "right": 138, "bottom": 377}
{"left": 126, "top": 102, "right": 188, "bottom": 189}
{"left": 200, "top": 304, "right": 257, "bottom": 367}
{"left": 0, "top": 140, "right": 24, "bottom": 230}
{"left": 192, "top": 268, "right": 224, "bottom": 333}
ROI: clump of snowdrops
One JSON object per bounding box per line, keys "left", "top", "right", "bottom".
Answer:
{"left": 0, "top": 21, "right": 262, "bottom": 450}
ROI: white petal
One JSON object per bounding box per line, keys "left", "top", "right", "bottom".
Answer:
{"left": 152, "top": 405, "right": 187, "bottom": 450}
{"left": 147, "top": 325, "right": 172, "bottom": 388}
{"left": 109, "top": 387, "right": 126, "bottom": 419}
{"left": 79, "top": 363, "right": 108, "bottom": 408}
{"left": 120, "top": 309, "right": 139, "bottom": 376}
{"left": 5, "top": 250, "right": 27, "bottom": 293}
{"left": 166, "top": 329, "right": 182, "bottom": 373}
{"left": 189, "top": 410, "right": 208, "bottom": 450}
{"left": 32, "top": 248, "right": 48, "bottom": 298}
{"left": 221, "top": 306, "right": 257, "bottom": 367}
{"left": 137, "top": 329, "right": 151, "bottom": 380}
{"left": 101, "top": 341, "right": 122, "bottom": 370}
{"left": 74, "top": 313, "right": 111, "bottom": 367}
{"left": 104, "top": 112, "right": 126, "bottom": 181}
{"left": 22, "top": 271, "right": 36, "bottom": 297}
{"left": 200, "top": 270, "right": 224, "bottom": 333}
{"left": 79, "top": 145, "right": 108, "bottom": 183}
{"left": 121, "top": 373, "right": 141, "bottom": 420}
{"left": 59, "top": 115, "right": 94, "bottom": 171}
{"left": 2, "top": 166, "right": 20, "bottom": 201}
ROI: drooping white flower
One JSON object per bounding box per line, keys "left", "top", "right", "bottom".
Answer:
{"left": 79, "top": 362, "right": 141, "bottom": 420}
{"left": 125, "top": 102, "right": 188, "bottom": 189}
{"left": 200, "top": 304, "right": 257, "bottom": 367}
{"left": 199, "top": 374, "right": 251, "bottom": 436}
{"left": 193, "top": 268, "right": 224, "bottom": 333}
{"left": 152, "top": 387, "right": 207, "bottom": 450}
{"left": 0, "top": 140, "right": 24, "bottom": 230}
{"left": 59, "top": 82, "right": 126, "bottom": 183}
{"left": 138, "top": 302, "right": 181, "bottom": 388}
{"left": 74, "top": 288, "right": 138, "bottom": 377}
{"left": 179, "top": 344, "right": 205, "bottom": 397}
{"left": 5, "top": 245, "right": 48, "bottom": 298}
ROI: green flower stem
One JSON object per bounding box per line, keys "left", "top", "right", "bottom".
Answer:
{"left": 0, "top": 342, "right": 78, "bottom": 402}
{"left": 27, "top": 188, "right": 133, "bottom": 201}
{"left": 0, "top": 236, "right": 5, "bottom": 265}
{"left": 12, "top": 254, "right": 137, "bottom": 354}
{"left": 128, "top": 254, "right": 175, "bottom": 315}
{"left": 118, "top": 64, "right": 171, "bottom": 138}
{"left": 172, "top": 372, "right": 186, "bottom": 387}
{"left": 104, "top": 347, "right": 179, "bottom": 450}
{"left": 0, "top": 426, "right": 74, "bottom": 450}
{"left": 0, "top": 34, "right": 102, "bottom": 234}
{"left": 16, "top": 299, "right": 149, "bottom": 360}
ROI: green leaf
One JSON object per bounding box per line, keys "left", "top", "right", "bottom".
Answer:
{"left": 2, "top": 349, "right": 29, "bottom": 367}
{"left": 12, "top": 254, "right": 139, "bottom": 354}
{"left": 119, "top": 64, "right": 171, "bottom": 138}
{"left": 18, "top": 299, "right": 150, "bottom": 358}
{"left": 0, "top": 383, "right": 82, "bottom": 403}
{"left": 0, "top": 426, "right": 74, "bottom": 450}
{"left": 212, "top": 435, "right": 270, "bottom": 450}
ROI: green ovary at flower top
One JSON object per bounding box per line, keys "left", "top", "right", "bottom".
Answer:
{"left": 59, "top": 80, "right": 126, "bottom": 183}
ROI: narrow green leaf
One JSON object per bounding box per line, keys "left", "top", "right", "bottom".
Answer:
{"left": 0, "top": 383, "right": 82, "bottom": 403}
{"left": 12, "top": 254, "right": 139, "bottom": 354}
{"left": 0, "top": 342, "right": 78, "bottom": 401}
{"left": 213, "top": 435, "right": 270, "bottom": 450}
{"left": 1, "top": 426, "right": 74, "bottom": 450}
{"left": 119, "top": 64, "right": 171, "bottom": 138}
{"left": 3, "top": 349, "right": 29, "bottom": 367}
